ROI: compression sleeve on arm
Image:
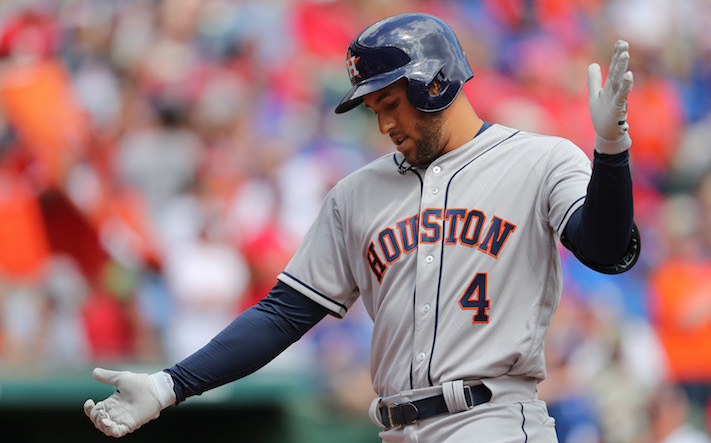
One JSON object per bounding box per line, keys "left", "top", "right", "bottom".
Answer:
{"left": 562, "top": 150, "right": 636, "bottom": 267}
{"left": 165, "top": 281, "right": 330, "bottom": 403}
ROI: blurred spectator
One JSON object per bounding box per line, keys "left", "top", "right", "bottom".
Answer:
{"left": 0, "top": 155, "right": 50, "bottom": 279}
{"left": 41, "top": 254, "right": 91, "bottom": 366}
{"left": 650, "top": 193, "right": 711, "bottom": 430}
{"left": 161, "top": 193, "right": 250, "bottom": 361}
{"left": 112, "top": 101, "right": 201, "bottom": 220}
{"left": 668, "top": 115, "right": 711, "bottom": 194}
{"left": 539, "top": 296, "right": 604, "bottom": 443}
{"left": 0, "top": 8, "right": 89, "bottom": 189}
{"left": 0, "top": 277, "right": 46, "bottom": 365}
{"left": 310, "top": 301, "right": 375, "bottom": 415}
{"left": 81, "top": 259, "right": 138, "bottom": 362}
{"left": 646, "top": 384, "right": 711, "bottom": 443}
{"left": 624, "top": 61, "right": 684, "bottom": 180}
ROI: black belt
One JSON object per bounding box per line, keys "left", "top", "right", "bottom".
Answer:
{"left": 379, "top": 384, "right": 492, "bottom": 429}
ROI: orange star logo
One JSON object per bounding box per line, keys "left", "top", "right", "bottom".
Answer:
{"left": 347, "top": 49, "right": 360, "bottom": 81}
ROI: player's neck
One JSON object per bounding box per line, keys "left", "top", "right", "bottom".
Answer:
{"left": 441, "top": 96, "right": 484, "bottom": 154}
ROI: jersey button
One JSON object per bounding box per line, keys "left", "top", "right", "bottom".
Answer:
{"left": 425, "top": 255, "right": 434, "bottom": 263}
{"left": 432, "top": 166, "right": 441, "bottom": 174}
{"left": 417, "top": 352, "right": 426, "bottom": 361}
{"left": 422, "top": 304, "right": 431, "bottom": 313}
{"left": 431, "top": 187, "right": 439, "bottom": 194}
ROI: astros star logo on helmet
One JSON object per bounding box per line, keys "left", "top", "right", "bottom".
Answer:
{"left": 347, "top": 49, "right": 360, "bottom": 81}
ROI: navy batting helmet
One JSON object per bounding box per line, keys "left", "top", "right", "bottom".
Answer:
{"left": 335, "top": 13, "right": 473, "bottom": 114}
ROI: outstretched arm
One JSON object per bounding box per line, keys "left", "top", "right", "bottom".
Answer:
{"left": 167, "top": 281, "right": 329, "bottom": 402}
{"left": 562, "top": 40, "right": 640, "bottom": 273}
{"left": 84, "top": 281, "right": 329, "bottom": 437}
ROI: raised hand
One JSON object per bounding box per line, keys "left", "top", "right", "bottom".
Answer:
{"left": 587, "top": 40, "right": 634, "bottom": 154}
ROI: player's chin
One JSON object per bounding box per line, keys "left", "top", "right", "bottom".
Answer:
{"left": 397, "top": 140, "right": 417, "bottom": 163}
{"left": 400, "top": 151, "right": 420, "bottom": 167}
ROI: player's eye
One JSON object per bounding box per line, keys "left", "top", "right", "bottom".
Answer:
{"left": 385, "top": 99, "right": 399, "bottom": 110}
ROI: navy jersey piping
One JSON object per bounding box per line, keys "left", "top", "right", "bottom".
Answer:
{"left": 408, "top": 168, "right": 423, "bottom": 390}
{"left": 426, "top": 130, "right": 520, "bottom": 385}
{"left": 520, "top": 402, "right": 529, "bottom": 442}
{"left": 280, "top": 271, "right": 349, "bottom": 314}
{"left": 409, "top": 287, "right": 416, "bottom": 390}
{"left": 557, "top": 195, "right": 586, "bottom": 233}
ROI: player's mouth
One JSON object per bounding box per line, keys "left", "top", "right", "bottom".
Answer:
{"left": 392, "top": 134, "right": 409, "bottom": 150}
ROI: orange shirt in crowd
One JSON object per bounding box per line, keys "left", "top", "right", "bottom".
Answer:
{"left": 0, "top": 172, "right": 49, "bottom": 277}
{"left": 0, "top": 59, "right": 88, "bottom": 187}
{"left": 650, "top": 259, "right": 711, "bottom": 382}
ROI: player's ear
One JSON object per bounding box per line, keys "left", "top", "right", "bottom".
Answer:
{"left": 429, "top": 73, "right": 443, "bottom": 96}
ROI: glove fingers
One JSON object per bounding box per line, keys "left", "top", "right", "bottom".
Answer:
{"left": 92, "top": 368, "right": 123, "bottom": 387}
{"left": 91, "top": 402, "right": 128, "bottom": 438}
{"left": 587, "top": 63, "right": 602, "bottom": 100}
{"left": 90, "top": 405, "right": 112, "bottom": 435}
{"left": 611, "top": 52, "right": 630, "bottom": 90}
{"left": 609, "top": 40, "right": 628, "bottom": 71}
{"left": 614, "top": 39, "right": 629, "bottom": 54}
{"left": 83, "top": 399, "right": 95, "bottom": 418}
{"left": 614, "top": 71, "right": 634, "bottom": 108}
{"left": 608, "top": 47, "right": 620, "bottom": 81}
{"left": 99, "top": 417, "right": 125, "bottom": 438}
{"left": 609, "top": 41, "right": 630, "bottom": 91}
{"left": 113, "top": 423, "right": 131, "bottom": 438}
{"left": 97, "top": 417, "right": 112, "bottom": 435}
{"left": 101, "top": 417, "right": 130, "bottom": 438}
{"left": 89, "top": 402, "right": 107, "bottom": 424}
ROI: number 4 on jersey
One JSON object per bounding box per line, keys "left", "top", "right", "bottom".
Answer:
{"left": 459, "top": 273, "right": 489, "bottom": 323}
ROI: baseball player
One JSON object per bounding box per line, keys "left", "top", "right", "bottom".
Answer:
{"left": 84, "top": 13, "right": 640, "bottom": 442}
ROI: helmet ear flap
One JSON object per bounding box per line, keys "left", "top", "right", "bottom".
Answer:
{"left": 406, "top": 68, "right": 454, "bottom": 112}
{"left": 428, "top": 70, "right": 449, "bottom": 97}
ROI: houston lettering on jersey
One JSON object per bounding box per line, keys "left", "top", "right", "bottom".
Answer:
{"left": 367, "top": 208, "right": 517, "bottom": 282}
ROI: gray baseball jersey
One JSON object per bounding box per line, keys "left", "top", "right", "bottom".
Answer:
{"left": 278, "top": 124, "right": 591, "bottom": 397}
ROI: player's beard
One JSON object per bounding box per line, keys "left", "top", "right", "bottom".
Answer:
{"left": 409, "top": 110, "right": 446, "bottom": 167}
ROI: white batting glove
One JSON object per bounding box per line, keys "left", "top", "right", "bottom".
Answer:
{"left": 587, "top": 40, "right": 634, "bottom": 155}
{"left": 83, "top": 368, "right": 176, "bottom": 438}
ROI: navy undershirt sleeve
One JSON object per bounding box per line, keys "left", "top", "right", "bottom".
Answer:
{"left": 165, "top": 281, "right": 329, "bottom": 403}
{"left": 563, "top": 150, "right": 633, "bottom": 264}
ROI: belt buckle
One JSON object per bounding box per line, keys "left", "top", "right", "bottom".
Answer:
{"left": 464, "top": 385, "right": 473, "bottom": 409}
{"left": 387, "top": 403, "right": 402, "bottom": 429}
{"left": 386, "top": 401, "right": 419, "bottom": 429}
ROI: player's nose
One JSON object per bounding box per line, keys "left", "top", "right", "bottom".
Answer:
{"left": 377, "top": 113, "right": 396, "bottom": 135}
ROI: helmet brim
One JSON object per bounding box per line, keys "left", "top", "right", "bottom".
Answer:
{"left": 334, "top": 68, "right": 407, "bottom": 114}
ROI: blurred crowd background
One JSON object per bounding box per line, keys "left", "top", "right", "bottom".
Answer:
{"left": 0, "top": 0, "right": 710, "bottom": 442}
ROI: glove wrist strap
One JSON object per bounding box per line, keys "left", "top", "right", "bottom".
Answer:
{"left": 594, "top": 133, "right": 631, "bottom": 155}
{"left": 149, "top": 371, "right": 177, "bottom": 409}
